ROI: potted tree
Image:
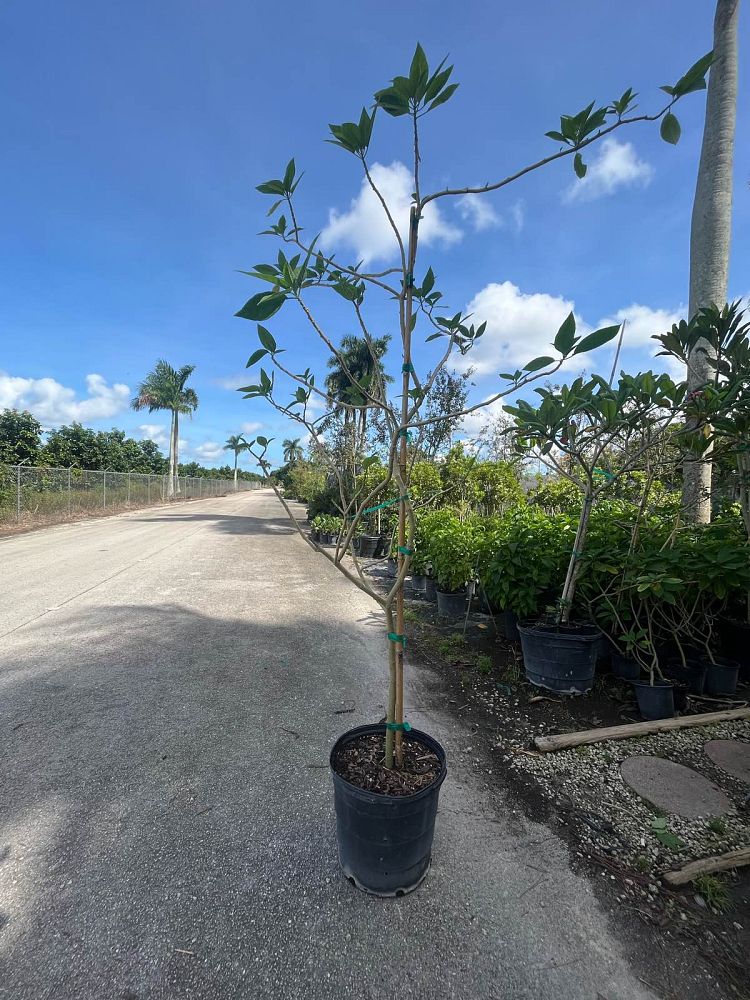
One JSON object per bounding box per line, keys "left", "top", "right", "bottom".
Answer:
{"left": 505, "top": 370, "right": 688, "bottom": 693}
{"left": 234, "top": 44, "right": 710, "bottom": 894}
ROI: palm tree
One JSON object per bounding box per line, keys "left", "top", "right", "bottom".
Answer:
{"left": 282, "top": 437, "right": 304, "bottom": 464}
{"left": 684, "top": 0, "right": 739, "bottom": 523}
{"left": 325, "top": 335, "right": 391, "bottom": 456}
{"left": 224, "top": 433, "right": 248, "bottom": 489}
{"left": 131, "top": 361, "right": 198, "bottom": 497}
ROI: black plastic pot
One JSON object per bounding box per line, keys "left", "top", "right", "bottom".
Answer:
{"left": 424, "top": 577, "right": 437, "bottom": 602}
{"left": 518, "top": 622, "right": 600, "bottom": 694}
{"left": 632, "top": 678, "right": 675, "bottom": 720}
{"left": 500, "top": 610, "right": 519, "bottom": 642}
{"left": 702, "top": 656, "right": 740, "bottom": 696}
{"left": 410, "top": 574, "right": 428, "bottom": 597}
{"left": 611, "top": 652, "right": 640, "bottom": 681}
{"left": 311, "top": 528, "right": 320, "bottom": 543}
{"left": 374, "top": 536, "right": 388, "bottom": 558}
{"left": 329, "top": 724, "right": 447, "bottom": 897}
{"left": 436, "top": 588, "right": 468, "bottom": 618}
{"left": 358, "top": 535, "right": 379, "bottom": 558}
{"left": 664, "top": 657, "right": 707, "bottom": 695}
{"left": 719, "top": 618, "right": 750, "bottom": 677}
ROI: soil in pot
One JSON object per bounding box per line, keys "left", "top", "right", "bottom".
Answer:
{"left": 702, "top": 656, "right": 740, "bottom": 696}
{"left": 436, "top": 588, "right": 468, "bottom": 618}
{"left": 664, "top": 657, "right": 707, "bottom": 695}
{"left": 632, "top": 678, "right": 675, "bottom": 720}
{"left": 329, "top": 724, "right": 447, "bottom": 897}
{"left": 611, "top": 652, "right": 640, "bottom": 681}
{"left": 518, "top": 622, "right": 600, "bottom": 694}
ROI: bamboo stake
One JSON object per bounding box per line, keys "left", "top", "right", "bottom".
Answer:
{"left": 662, "top": 847, "right": 750, "bottom": 887}
{"left": 534, "top": 708, "right": 750, "bottom": 753}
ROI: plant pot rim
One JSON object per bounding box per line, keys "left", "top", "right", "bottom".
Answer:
{"left": 701, "top": 655, "right": 740, "bottom": 669}
{"left": 631, "top": 677, "right": 673, "bottom": 689}
{"left": 436, "top": 586, "right": 467, "bottom": 595}
{"left": 519, "top": 621, "right": 600, "bottom": 637}
{"left": 330, "top": 723, "right": 448, "bottom": 803}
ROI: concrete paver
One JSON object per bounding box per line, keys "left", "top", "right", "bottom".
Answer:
{"left": 704, "top": 739, "right": 750, "bottom": 784}
{"left": 0, "top": 490, "right": 657, "bottom": 999}
{"left": 620, "top": 755, "right": 732, "bottom": 818}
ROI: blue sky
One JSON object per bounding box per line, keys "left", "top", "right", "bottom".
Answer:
{"left": 1, "top": 1, "right": 747, "bottom": 468}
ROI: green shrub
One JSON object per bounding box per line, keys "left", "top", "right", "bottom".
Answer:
{"left": 421, "top": 509, "right": 480, "bottom": 592}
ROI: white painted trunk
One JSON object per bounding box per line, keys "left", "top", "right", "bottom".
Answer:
{"left": 167, "top": 410, "right": 176, "bottom": 498}
{"left": 684, "top": 0, "right": 739, "bottom": 523}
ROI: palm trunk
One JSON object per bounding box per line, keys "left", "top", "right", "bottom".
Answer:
{"left": 234, "top": 454, "right": 238, "bottom": 490}
{"left": 173, "top": 412, "right": 180, "bottom": 495}
{"left": 684, "top": 0, "right": 739, "bottom": 523}
{"left": 167, "top": 410, "right": 176, "bottom": 498}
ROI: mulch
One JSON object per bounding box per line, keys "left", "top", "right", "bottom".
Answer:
{"left": 332, "top": 732, "right": 441, "bottom": 796}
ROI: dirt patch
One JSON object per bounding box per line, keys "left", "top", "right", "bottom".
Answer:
{"left": 332, "top": 732, "right": 441, "bottom": 796}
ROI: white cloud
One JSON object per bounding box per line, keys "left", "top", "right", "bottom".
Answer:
{"left": 321, "top": 160, "right": 462, "bottom": 264}
{"left": 0, "top": 371, "right": 130, "bottom": 426}
{"left": 215, "top": 374, "right": 249, "bottom": 390}
{"left": 194, "top": 441, "right": 226, "bottom": 462}
{"left": 240, "top": 421, "right": 262, "bottom": 435}
{"left": 510, "top": 200, "right": 525, "bottom": 233}
{"left": 138, "top": 423, "right": 169, "bottom": 448}
{"left": 454, "top": 280, "right": 586, "bottom": 377}
{"left": 456, "top": 195, "right": 502, "bottom": 232}
{"left": 598, "top": 303, "right": 683, "bottom": 349}
{"left": 563, "top": 138, "right": 653, "bottom": 203}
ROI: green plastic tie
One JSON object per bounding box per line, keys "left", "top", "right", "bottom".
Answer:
{"left": 402, "top": 362, "right": 415, "bottom": 373}
{"left": 593, "top": 467, "right": 615, "bottom": 480}
{"left": 388, "top": 632, "right": 407, "bottom": 648}
{"left": 397, "top": 428, "right": 412, "bottom": 440}
{"left": 362, "top": 494, "right": 410, "bottom": 515}
{"left": 398, "top": 546, "right": 414, "bottom": 556}
{"left": 405, "top": 273, "right": 415, "bottom": 288}
{"left": 386, "top": 720, "right": 412, "bottom": 732}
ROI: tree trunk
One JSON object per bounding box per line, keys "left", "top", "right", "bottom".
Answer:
{"left": 167, "top": 410, "right": 176, "bottom": 498}
{"left": 234, "top": 455, "right": 238, "bottom": 490}
{"left": 684, "top": 0, "right": 739, "bottom": 523}
{"left": 173, "top": 412, "right": 180, "bottom": 495}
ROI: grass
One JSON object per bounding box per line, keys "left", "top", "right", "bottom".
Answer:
{"left": 476, "top": 654, "right": 493, "bottom": 675}
{"left": 694, "top": 874, "right": 732, "bottom": 912}
{"left": 438, "top": 632, "right": 469, "bottom": 664}
{"left": 634, "top": 855, "right": 650, "bottom": 873}
{"left": 707, "top": 816, "right": 728, "bottom": 835}
{"left": 402, "top": 607, "right": 421, "bottom": 623}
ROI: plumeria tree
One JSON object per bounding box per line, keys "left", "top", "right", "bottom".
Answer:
{"left": 235, "top": 44, "right": 710, "bottom": 768}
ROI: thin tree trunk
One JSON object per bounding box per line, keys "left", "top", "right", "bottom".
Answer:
{"left": 234, "top": 454, "right": 238, "bottom": 490}
{"left": 684, "top": 0, "right": 739, "bottom": 523}
{"left": 173, "top": 412, "right": 180, "bottom": 495}
{"left": 167, "top": 410, "right": 176, "bottom": 498}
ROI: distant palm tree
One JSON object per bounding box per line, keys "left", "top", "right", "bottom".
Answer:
{"left": 131, "top": 361, "right": 198, "bottom": 497}
{"left": 325, "top": 335, "right": 391, "bottom": 453}
{"left": 282, "top": 437, "right": 304, "bottom": 464}
{"left": 224, "top": 433, "right": 248, "bottom": 489}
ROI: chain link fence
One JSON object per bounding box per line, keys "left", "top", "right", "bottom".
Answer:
{"left": 0, "top": 464, "right": 261, "bottom": 530}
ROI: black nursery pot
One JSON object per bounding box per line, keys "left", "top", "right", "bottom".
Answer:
{"left": 329, "top": 724, "right": 447, "bottom": 897}
{"left": 611, "top": 652, "right": 640, "bottom": 681}
{"left": 632, "top": 678, "right": 675, "bottom": 720}
{"left": 424, "top": 577, "right": 437, "bottom": 602}
{"left": 500, "top": 610, "right": 520, "bottom": 642}
{"left": 358, "top": 534, "right": 380, "bottom": 558}
{"left": 436, "top": 588, "right": 468, "bottom": 618}
{"left": 719, "top": 618, "right": 750, "bottom": 677}
{"left": 702, "top": 656, "right": 740, "bottom": 696}
{"left": 409, "top": 574, "right": 428, "bottom": 597}
{"left": 518, "top": 622, "right": 600, "bottom": 694}
{"left": 664, "top": 657, "right": 707, "bottom": 695}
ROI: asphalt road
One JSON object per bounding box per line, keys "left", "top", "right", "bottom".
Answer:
{"left": 0, "top": 490, "right": 656, "bottom": 1000}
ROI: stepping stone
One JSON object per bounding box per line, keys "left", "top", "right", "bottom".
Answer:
{"left": 620, "top": 755, "right": 731, "bottom": 818}
{"left": 704, "top": 740, "right": 750, "bottom": 785}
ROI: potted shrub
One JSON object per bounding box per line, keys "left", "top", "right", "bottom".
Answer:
{"left": 424, "top": 511, "right": 479, "bottom": 617}
{"left": 505, "top": 370, "right": 689, "bottom": 693}
{"left": 234, "top": 44, "right": 708, "bottom": 893}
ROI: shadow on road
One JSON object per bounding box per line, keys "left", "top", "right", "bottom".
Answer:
{"left": 130, "top": 513, "right": 298, "bottom": 536}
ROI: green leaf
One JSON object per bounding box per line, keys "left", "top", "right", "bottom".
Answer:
{"left": 427, "top": 83, "right": 458, "bottom": 112}
{"left": 283, "top": 158, "right": 296, "bottom": 191}
{"left": 572, "top": 325, "right": 621, "bottom": 356}
{"left": 374, "top": 86, "right": 410, "bottom": 117}
{"left": 409, "top": 43, "right": 429, "bottom": 93}
{"left": 257, "top": 325, "right": 277, "bottom": 352}
{"left": 256, "top": 179, "right": 285, "bottom": 196}
{"left": 246, "top": 348, "right": 268, "bottom": 368}
{"left": 523, "top": 356, "right": 555, "bottom": 373}
{"left": 421, "top": 266, "right": 435, "bottom": 296}
{"left": 256, "top": 435, "right": 269, "bottom": 447}
{"left": 660, "top": 112, "right": 681, "bottom": 145}
{"left": 235, "top": 292, "right": 286, "bottom": 322}
{"left": 573, "top": 152, "right": 587, "bottom": 178}
{"left": 554, "top": 312, "right": 577, "bottom": 354}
